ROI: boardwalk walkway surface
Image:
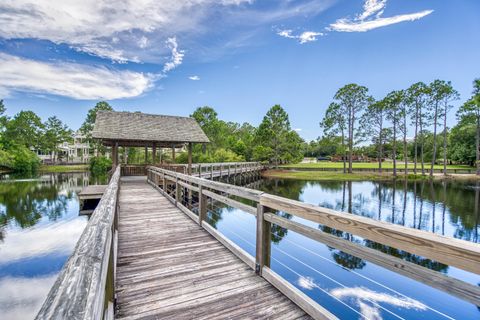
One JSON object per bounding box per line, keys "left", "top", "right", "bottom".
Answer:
{"left": 115, "top": 177, "right": 310, "bottom": 320}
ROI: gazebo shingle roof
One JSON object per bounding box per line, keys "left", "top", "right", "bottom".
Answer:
{"left": 92, "top": 111, "right": 210, "bottom": 145}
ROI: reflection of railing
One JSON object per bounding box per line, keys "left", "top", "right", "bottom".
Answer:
{"left": 36, "top": 166, "right": 121, "bottom": 320}
{"left": 147, "top": 166, "right": 480, "bottom": 319}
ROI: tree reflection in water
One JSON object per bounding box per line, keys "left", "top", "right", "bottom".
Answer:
{"left": 0, "top": 172, "right": 99, "bottom": 230}
{"left": 254, "top": 177, "right": 480, "bottom": 273}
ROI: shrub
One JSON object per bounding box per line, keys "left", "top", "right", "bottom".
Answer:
{"left": 89, "top": 156, "right": 112, "bottom": 175}
{"left": 8, "top": 145, "right": 40, "bottom": 173}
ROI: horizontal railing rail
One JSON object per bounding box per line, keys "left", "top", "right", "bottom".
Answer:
{"left": 147, "top": 166, "right": 480, "bottom": 319}
{"left": 36, "top": 166, "right": 121, "bottom": 320}
{"left": 121, "top": 164, "right": 147, "bottom": 176}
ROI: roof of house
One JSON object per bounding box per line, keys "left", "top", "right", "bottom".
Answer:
{"left": 91, "top": 111, "right": 210, "bottom": 146}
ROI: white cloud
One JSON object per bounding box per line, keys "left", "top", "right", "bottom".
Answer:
{"left": 0, "top": 0, "right": 253, "bottom": 63}
{"left": 0, "top": 53, "right": 155, "bottom": 100}
{"left": 0, "top": 275, "right": 58, "bottom": 319}
{"left": 297, "top": 276, "right": 316, "bottom": 290}
{"left": 189, "top": 75, "right": 200, "bottom": 81}
{"left": 0, "top": 217, "right": 87, "bottom": 264}
{"left": 330, "top": 0, "right": 433, "bottom": 32}
{"left": 277, "top": 29, "right": 324, "bottom": 44}
{"left": 293, "top": 128, "right": 302, "bottom": 132}
{"left": 330, "top": 287, "right": 427, "bottom": 319}
{"left": 277, "top": 29, "right": 296, "bottom": 39}
{"left": 163, "top": 37, "right": 185, "bottom": 73}
{"left": 298, "top": 31, "right": 323, "bottom": 44}
{"left": 138, "top": 36, "right": 149, "bottom": 49}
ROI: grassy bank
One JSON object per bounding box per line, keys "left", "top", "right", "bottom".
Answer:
{"left": 262, "top": 169, "right": 480, "bottom": 181}
{"left": 281, "top": 161, "right": 472, "bottom": 170}
{"left": 39, "top": 164, "right": 89, "bottom": 173}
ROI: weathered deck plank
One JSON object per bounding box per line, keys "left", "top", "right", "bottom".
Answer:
{"left": 115, "top": 178, "right": 310, "bottom": 320}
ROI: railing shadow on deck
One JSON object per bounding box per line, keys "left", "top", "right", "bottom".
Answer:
{"left": 147, "top": 166, "right": 480, "bottom": 320}
{"left": 36, "top": 166, "right": 121, "bottom": 320}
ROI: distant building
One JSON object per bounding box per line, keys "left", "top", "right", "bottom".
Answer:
{"left": 35, "top": 132, "right": 91, "bottom": 164}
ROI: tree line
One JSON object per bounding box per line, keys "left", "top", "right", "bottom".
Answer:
{"left": 0, "top": 99, "right": 304, "bottom": 172}
{"left": 315, "top": 79, "right": 480, "bottom": 176}
{"left": 0, "top": 101, "right": 71, "bottom": 172}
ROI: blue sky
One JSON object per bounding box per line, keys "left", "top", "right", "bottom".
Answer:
{"left": 0, "top": 0, "right": 479, "bottom": 141}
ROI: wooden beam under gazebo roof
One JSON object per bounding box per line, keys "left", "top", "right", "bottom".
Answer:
{"left": 91, "top": 111, "right": 209, "bottom": 174}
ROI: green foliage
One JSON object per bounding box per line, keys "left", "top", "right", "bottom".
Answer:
{"left": 80, "top": 101, "right": 113, "bottom": 137}
{"left": 255, "top": 105, "right": 303, "bottom": 165}
{"left": 176, "top": 148, "right": 244, "bottom": 164}
{"left": 3, "top": 110, "right": 43, "bottom": 149}
{"left": 89, "top": 156, "right": 112, "bottom": 175}
{"left": 42, "top": 116, "right": 72, "bottom": 162}
{"left": 9, "top": 145, "right": 40, "bottom": 172}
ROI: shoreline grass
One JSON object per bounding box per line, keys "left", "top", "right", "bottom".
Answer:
{"left": 281, "top": 161, "right": 473, "bottom": 170}
{"left": 262, "top": 169, "right": 480, "bottom": 181}
{"left": 39, "top": 164, "right": 89, "bottom": 173}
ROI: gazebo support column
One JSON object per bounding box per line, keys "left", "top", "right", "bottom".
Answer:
{"left": 152, "top": 143, "right": 157, "bottom": 165}
{"left": 113, "top": 142, "right": 119, "bottom": 168}
{"left": 188, "top": 143, "right": 192, "bottom": 175}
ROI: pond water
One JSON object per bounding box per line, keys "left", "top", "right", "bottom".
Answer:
{"left": 1, "top": 173, "right": 479, "bottom": 319}
{"left": 0, "top": 172, "right": 104, "bottom": 320}
{"left": 206, "top": 178, "right": 480, "bottom": 320}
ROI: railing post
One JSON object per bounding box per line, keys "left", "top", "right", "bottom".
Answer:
{"left": 162, "top": 173, "right": 166, "bottom": 194}
{"left": 255, "top": 203, "right": 271, "bottom": 276}
{"left": 199, "top": 164, "right": 202, "bottom": 178}
{"left": 199, "top": 186, "right": 207, "bottom": 227}
{"left": 175, "top": 177, "right": 180, "bottom": 206}
{"left": 210, "top": 164, "right": 214, "bottom": 179}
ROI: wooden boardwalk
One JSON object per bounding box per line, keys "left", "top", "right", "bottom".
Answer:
{"left": 115, "top": 177, "right": 310, "bottom": 320}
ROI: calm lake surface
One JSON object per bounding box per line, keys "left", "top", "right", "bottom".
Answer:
{"left": 207, "top": 178, "right": 480, "bottom": 320}
{"left": 0, "top": 172, "right": 105, "bottom": 319}
{"left": 1, "top": 173, "right": 479, "bottom": 319}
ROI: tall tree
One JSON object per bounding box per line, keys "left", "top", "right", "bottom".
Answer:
{"left": 320, "top": 102, "right": 347, "bottom": 173}
{"left": 359, "top": 99, "right": 386, "bottom": 172}
{"left": 4, "top": 110, "right": 43, "bottom": 149}
{"left": 190, "top": 106, "right": 223, "bottom": 150}
{"left": 428, "top": 80, "right": 458, "bottom": 176}
{"left": 385, "top": 91, "right": 403, "bottom": 177}
{"left": 398, "top": 90, "right": 408, "bottom": 174}
{"left": 43, "top": 116, "right": 72, "bottom": 162}
{"left": 80, "top": 101, "right": 113, "bottom": 155}
{"left": 333, "top": 84, "right": 371, "bottom": 173}
{"left": 0, "top": 100, "right": 6, "bottom": 132}
{"left": 256, "top": 105, "right": 297, "bottom": 166}
{"left": 457, "top": 79, "right": 480, "bottom": 174}
{"left": 406, "top": 82, "right": 429, "bottom": 175}
{"left": 439, "top": 82, "right": 459, "bottom": 175}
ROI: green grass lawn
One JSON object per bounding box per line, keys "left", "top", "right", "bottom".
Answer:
{"left": 263, "top": 169, "right": 479, "bottom": 181}
{"left": 281, "top": 161, "right": 472, "bottom": 170}
{"left": 39, "top": 164, "right": 89, "bottom": 172}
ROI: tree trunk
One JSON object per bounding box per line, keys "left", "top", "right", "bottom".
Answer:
{"left": 443, "top": 102, "right": 448, "bottom": 175}
{"left": 348, "top": 110, "right": 353, "bottom": 174}
{"left": 413, "top": 103, "right": 419, "bottom": 175}
{"left": 379, "top": 122, "right": 383, "bottom": 173}
{"left": 431, "top": 103, "right": 438, "bottom": 177}
{"left": 403, "top": 113, "right": 408, "bottom": 175}
{"left": 477, "top": 115, "right": 480, "bottom": 175}
{"left": 341, "top": 131, "right": 346, "bottom": 174}
{"left": 393, "top": 119, "right": 397, "bottom": 177}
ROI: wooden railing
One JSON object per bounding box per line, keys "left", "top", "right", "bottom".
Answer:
{"left": 147, "top": 166, "right": 480, "bottom": 320}
{"left": 36, "top": 166, "right": 121, "bottom": 320}
{"left": 122, "top": 162, "right": 263, "bottom": 177}
{"left": 190, "top": 161, "right": 262, "bottom": 177}
{"left": 121, "top": 164, "right": 147, "bottom": 176}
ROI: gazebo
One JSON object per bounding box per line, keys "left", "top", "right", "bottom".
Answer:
{"left": 91, "top": 111, "right": 209, "bottom": 174}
